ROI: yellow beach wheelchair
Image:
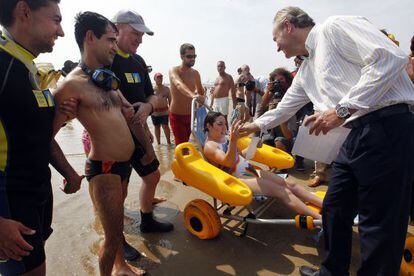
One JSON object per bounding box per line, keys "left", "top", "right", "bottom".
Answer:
{"left": 172, "top": 99, "right": 324, "bottom": 240}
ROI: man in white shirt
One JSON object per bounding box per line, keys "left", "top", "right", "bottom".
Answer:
{"left": 240, "top": 6, "right": 414, "bottom": 276}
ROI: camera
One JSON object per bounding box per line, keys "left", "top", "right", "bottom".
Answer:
{"left": 245, "top": 80, "right": 256, "bottom": 91}
{"left": 269, "top": 80, "right": 283, "bottom": 99}
{"left": 237, "top": 80, "right": 255, "bottom": 91}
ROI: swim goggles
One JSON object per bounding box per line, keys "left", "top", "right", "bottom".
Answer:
{"left": 79, "top": 62, "right": 120, "bottom": 91}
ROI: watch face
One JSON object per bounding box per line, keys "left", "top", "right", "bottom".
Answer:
{"left": 337, "top": 106, "right": 350, "bottom": 118}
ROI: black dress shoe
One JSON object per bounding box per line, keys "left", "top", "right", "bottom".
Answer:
{"left": 299, "top": 265, "right": 320, "bottom": 276}
{"left": 123, "top": 239, "right": 141, "bottom": 261}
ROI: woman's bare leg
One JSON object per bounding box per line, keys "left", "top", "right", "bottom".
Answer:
{"left": 259, "top": 170, "right": 323, "bottom": 208}
{"left": 241, "top": 176, "right": 321, "bottom": 219}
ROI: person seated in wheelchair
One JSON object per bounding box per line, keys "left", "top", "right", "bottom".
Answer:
{"left": 202, "top": 111, "right": 323, "bottom": 219}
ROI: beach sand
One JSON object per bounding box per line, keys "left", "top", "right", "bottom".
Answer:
{"left": 47, "top": 119, "right": 411, "bottom": 275}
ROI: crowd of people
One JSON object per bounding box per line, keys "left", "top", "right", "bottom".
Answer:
{"left": 1, "top": 1, "right": 414, "bottom": 276}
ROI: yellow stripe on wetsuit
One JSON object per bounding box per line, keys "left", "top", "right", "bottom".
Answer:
{"left": 0, "top": 121, "right": 7, "bottom": 172}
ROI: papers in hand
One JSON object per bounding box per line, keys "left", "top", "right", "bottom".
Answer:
{"left": 245, "top": 136, "right": 261, "bottom": 160}
{"left": 292, "top": 116, "right": 351, "bottom": 164}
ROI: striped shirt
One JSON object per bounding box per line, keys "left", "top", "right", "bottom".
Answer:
{"left": 255, "top": 16, "right": 414, "bottom": 131}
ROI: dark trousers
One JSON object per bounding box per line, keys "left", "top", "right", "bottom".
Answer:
{"left": 320, "top": 107, "right": 414, "bottom": 276}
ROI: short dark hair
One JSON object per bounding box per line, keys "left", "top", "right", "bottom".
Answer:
{"left": 410, "top": 36, "right": 414, "bottom": 57}
{"left": 0, "top": 0, "right": 60, "bottom": 27}
{"left": 74, "top": 11, "right": 117, "bottom": 52}
{"left": 204, "top": 111, "right": 224, "bottom": 132}
{"left": 269, "top": 67, "right": 293, "bottom": 87}
{"left": 180, "top": 43, "right": 195, "bottom": 56}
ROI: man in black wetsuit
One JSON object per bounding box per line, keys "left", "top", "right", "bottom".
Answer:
{"left": 111, "top": 9, "right": 173, "bottom": 236}
{"left": 0, "top": 0, "right": 82, "bottom": 275}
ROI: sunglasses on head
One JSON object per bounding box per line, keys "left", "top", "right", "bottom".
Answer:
{"left": 185, "top": 54, "right": 197, "bottom": 59}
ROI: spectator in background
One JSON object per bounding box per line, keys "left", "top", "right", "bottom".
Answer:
{"left": 61, "top": 60, "right": 79, "bottom": 77}
{"left": 239, "top": 65, "right": 264, "bottom": 119}
{"left": 152, "top": 72, "right": 171, "bottom": 145}
{"left": 231, "top": 65, "right": 251, "bottom": 123}
{"left": 291, "top": 55, "right": 303, "bottom": 77}
{"left": 169, "top": 43, "right": 205, "bottom": 145}
{"left": 259, "top": 68, "right": 298, "bottom": 158}
{"left": 210, "top": 61, "right": 236, "bottom": 121}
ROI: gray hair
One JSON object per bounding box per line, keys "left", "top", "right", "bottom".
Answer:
{"left": 273, "top": 6, "right": 315, "bottom": 29}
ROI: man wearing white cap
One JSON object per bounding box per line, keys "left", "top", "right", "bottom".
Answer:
{"left": 111, "top": 9, "right": 173, "bottom": 249}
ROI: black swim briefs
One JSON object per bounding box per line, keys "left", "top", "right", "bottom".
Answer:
{"left": 85, "top": 159, "right": 132, "bottom": 182}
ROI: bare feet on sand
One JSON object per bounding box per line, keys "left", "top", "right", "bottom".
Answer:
{"left": 113, "top": 263, "right": 145, "bottom": 276}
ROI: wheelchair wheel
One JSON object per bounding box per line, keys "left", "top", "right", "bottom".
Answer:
{"left": 184, "top": 199, "right": 221, "bottom": 239}
{"left": 401, "top": 235, "right": 414, "bottom": 275}
{"left": 295, "top": 215, "right": 315, "bottom": 230}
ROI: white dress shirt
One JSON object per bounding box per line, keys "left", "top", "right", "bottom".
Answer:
{"left": 255, "top": 16, "right": 414, "bottom": 131}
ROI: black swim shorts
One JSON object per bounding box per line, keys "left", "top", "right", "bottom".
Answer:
{"left": 151, "top": 114, "right": 169, "bottom": 126}
{"left": 0, "top": 182, "right": 53, "bottom": 275}
{"left": 130, "top": 142, "right": 160, "bottom": 177}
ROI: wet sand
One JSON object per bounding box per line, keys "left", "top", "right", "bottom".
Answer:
{"left": 47, "top": 120, "right": 410, "bottom": 275}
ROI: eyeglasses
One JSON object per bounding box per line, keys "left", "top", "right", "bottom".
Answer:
{"left": 185, "top": 54, "right": 197, "bottom": 59}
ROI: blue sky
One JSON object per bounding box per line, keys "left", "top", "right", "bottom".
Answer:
{"left": 35, "top": 0, "right": 414, "bottom": 84}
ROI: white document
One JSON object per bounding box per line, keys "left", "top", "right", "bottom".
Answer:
{"left": 292, "top": 117, "right": 351, "bottom": 164}
{"left": 245, "top": 136, "right": 261, "bottom": 160}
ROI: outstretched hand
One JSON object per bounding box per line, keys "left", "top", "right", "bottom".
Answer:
{"left": 229, "top": 120, "right": 244, "bottom": 141}
{"left": 239, "top": 122, "right": 260, "bottom": 137}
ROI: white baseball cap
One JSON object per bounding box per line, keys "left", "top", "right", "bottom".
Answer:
{"left": 112, "top": 10, "right": 154, "bottom": 36}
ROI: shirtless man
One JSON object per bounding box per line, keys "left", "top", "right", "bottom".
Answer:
{"left": 152, "top": 72, "right": 171, "bottom": 145}
{"left": 169, "top": 43, "right": 205, "bottom": 145}
{"left": 231, "top": 64, "right": 253, "bottom": 123}
{"left": 210, "top": 61, "right": 236, "bottom": 121}
{"left": 53, "top": 12, "right": 143, "bottom": 276}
